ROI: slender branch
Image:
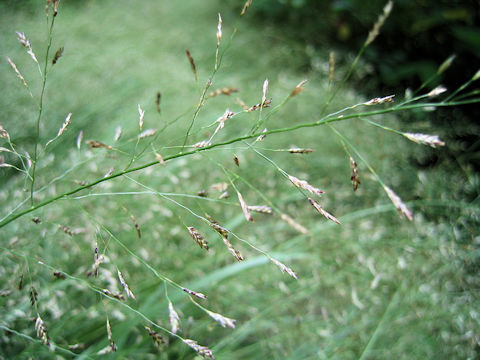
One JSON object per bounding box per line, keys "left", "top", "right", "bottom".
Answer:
{"left": 1, "top": 98, "right": 479, "bottom": 229}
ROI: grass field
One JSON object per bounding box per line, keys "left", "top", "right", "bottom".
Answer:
{"left": 1, "top": 1, "right": 479, "bottom": 359}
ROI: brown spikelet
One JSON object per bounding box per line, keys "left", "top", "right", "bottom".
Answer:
{"left": 102, "top": 289, "right": 125, "bottom": 301}
{"left": 18, "top": 274, "right": 24, "bottom": 291}
{"left": 35, "top": 316, "right": 50, "bottom": 346}
{"left": 207, "top": 215, "right": 229, "bottom": 237}
{"left": 222, "top": 237, "right": 244, "bottom": 261}
{"left": 364, "top": 95, "right": 395, "bottom": 105}
{"left": 150, "top": 153, "right": 165, "bottom": 167}
{"left": 15, "top": 31, "right": 38, "bottom": 64}
{"left": 32, "top": 217, "right": 42, "bottom": 224}
{"left": 59, "top": 224, "right": 74, "bottom": 236}
{"left": 87, "top": 244, "right": 103, "bottom": 278}
{"left": 208, "top": 87, "right": 239, "bottom": 98}
{"left": 365, "top": 1, "right": 393, "bottom": 46}
{"left": 236, "top": 191, "right": 254, "bottom": 222}
{"left": 183, "top": 287, "right": 207, "bottom": 299}
{"left": 183, "top": 339, "right": 215, "bottom": 359}
{"left": 106, "top": 318, "right": 117, "bottom": 352}
{"left": 280, "top": 213, "right": 309, "bottom": 234}
{"left": 270, "top": 258, "right": 298, "bottom": 280}
{"left": 168, "top": 301, "right": 181, "bottom": 334}
{"left": 29, "top": 287, "right": 38, "bottom": 306}
{"left": 188, "top": 226, "right": 209, "bottom": 250}
{"left": 383, "top": 185, "right": 413, "bottom": 221}
{"left": 288, "top": 175, "right": 323, "bottom": 196}
{"left": 216, "top": 13, "right": 222, "bottom": 48}
{"left": 289, "top": 80, "right": 307, "bottom": 98}
{"left": 145, "top": 326, "right": 166, "bottom": 348}
{"left": 185, "top": 49, "right": 198, "bottom": 81}
{"left": 130, "top": 214, "right": 141, "bottom": 238}
{"left": 233, "top": 155, "right": 239, "bottom": 166}
{"left": 350, "top": 156, "right": 360, "bottom": 191}
{"left": 247, "top": 99, "right": 272, "bottom": 112}
{"left": 86, "top": 140, "right": 112, "bottom": 150}
{"left": 52, "top": 46, "right": 64, "bottom": 65}
{"left": 289, "top": 148, "right": 313, "bottom": 154}
{"left": 206, "top": 309, "right": 236, "bottom": 328}
{"left": 53, "top": 271, "right": 66, "bottom": 280}
{"left": 155, "top": 91, "right": 162, "bottom": 113}
{"left": 247, "top": 205, "right": 273, "bottom": 215}
{"left": 117, "top": 270, "right": 137, "bottom": 300}
{"left": 329, "top": 51, "right": 335, "bottom": 83}
{"left": 241, "top": 0, "right": 253, "bottom": 15}
{"left": 403, "top": 133, "right": 445, "bottom": 148}
{"left": 308, "top": 198, "right": 341, "bottom": 224}
{"left": 197, "top": 190, "right": 208, "bottom": 197}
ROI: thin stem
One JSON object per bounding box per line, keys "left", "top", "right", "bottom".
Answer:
{"left": 2, "top": 98, "right": 479, "bottom": 228}
{"left": 30, "top": 12, "right": 56, "bottom": 205}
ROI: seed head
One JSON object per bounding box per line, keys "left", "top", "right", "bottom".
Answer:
{"left": 188, "top": 226, "right": 209, "bottom": 250}
{"left": 288, "top": 175, "right": 323, "bottom": 196}
{"left": 117, "top": 270, "right": 136, "bottom": 300}
{"left": 35, "top": 316, "right": 50, "bottom": 346}
{"left": 383, "top": 185, "right": 413, "bottom": 221}
{"left": 289, "top": 80, "right": 307, "bottom": 98}
{"left": 308, "top": 198, "right": 341, "bottom": 224}
{"left": 183, "top": 339, "right": 215, "bottom": 359}
{"left": 270, "top": 258, "right": 298, "bottom": 280}
{"left": 206, "top": 309, "right": 236, "bottom": 328}
{"left": 403, "top": 133, "right": 445, "bottom": 148}
{"left": 237, "top": 191, "right": 254, "bottom": 222}
{"left": 183, "top": 287, "right": 207, "bottom": 299}
{"left": 168, "top": 301, "right": 181, "bottom": 334}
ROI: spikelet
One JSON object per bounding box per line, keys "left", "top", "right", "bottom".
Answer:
{"left": 236, "top": 191, "right": 254, "bottom": 222}
{"left": 402, "top": 133, "right": 445, "bottom": 148}
{"left": 216, "top": 13, "right": 222, "bottom": 48}
{"left": 114, "top": 126, "right": 122, "bottom": 141}
{"left": 222, "top": 237, "right": 244, "bottom": 261}
{"left": 86, "top": 140, "right": 112, "bottom": 150}
{"left": 427, "top": 86, "right": 447, "bottom": 97}
{"left": 102, "top": 289, "right": 125, "bottom": 301}
{"left": 233, "top": 155, "right": 239, "bottom": 166}
{"left": 168, "top": 301, "right": 181, "bottom": 334}
{"left": 210, "top": 182, "right": 228, "bottom": 192}
{"left": 130, "top": 214, "right": 141, "bottom": 238}
{"left": 32, "top": 217, "right": 42, "bottom": 224}
{"left": 188, "top": 226, "right": 209, "bottom": 250}
{"left": 106, "top": 318, "right": 117, "bottom": 352}
{"left": 52, "top": 46, "right": 64, "bottom": 65}
{"left": 87, "top": 244, "right": 104, "bottom": 278}
{"left": 29, "top": 287, "right": 38, "bottom": 306}
{"left": 350, "top": 156, "right": 360, "bottom": 191}
{"left": 364, "top": 95, "right": 395, "bottom": 105}
{"left": 59, "top": 225, "right": 73, "bottom": 236}
{"left": 329, "top": 51, "right": 335, "bottom": 83}
{"left": 0, "top": 124, "right": 10, "bottom": 140}
{"left": 289, "top": 147, "right": 313, "bottom": 154}
{"left": 117, "top": 270, "right": 137, "bottom": 300}
{"left": 182, "top": 287, "right": 207, "bottom": 299}
{"left": 247, "top": 205, "right": 273, "bottom": 215}
{"left": 262, "top": 78, "right": 269, "bottom": 106}
{"left": 138, "top": 104, "right": 145, "bottom": 130}
{"left": 208, "top": 87, "right": 239, "bottom": 98}
{"left": 193, "top": 140, "right": 211, "bottom": 148}
{"left": 270, "top": 258, "right": 298, "bottom": 280}
{"left": 185, "top": 49, "right": 198, "bottom": 81}
{"left": 241, "top": 0, "right": 253, "bottom": 15}
{"left": 183, "top": 339, "right": 215, "bottom": 359}
{"left": 308, "top": 198, "right": 341, "bottom": 224}
{"left": 6, "top": 56, "right": 30, "bottom": 92}
{"left": 145, "top": 326, "right": 166, "bottom": 348}
{"left": 473, "top": 69, "right": 480, "bottom": 81}
{"left": 155, "top": 152, "right": 166, "bottom": 166}
{"left": 138, "top": 128, "right": 158, "bottom": 139}
{"left": 280, "top": 213, "right": 309, "bottom": 234}
{"left": 206, "top": 309, "right": 236, "bottom": 328}
{"left": 437, "top": 54, "right": 456, "bottom": 74}
{"left": 248, "top": 99, "right": 272, "bottom": 112}
{"left": 207, "top": 215, "right": 229, "bottom": 238}
{"left": 53, "top": 271, "right": 66, "bottom": 280}
{"left": 288, "top": 175, "right": 323, "bottom": 196}
{"left": 365, "top": 1, "right": 393, "bottom": 46}
{"left": 76, "top": 130, "right": 83, "bottom": 149}
{"left": 46, "top": 112, "right": 72, "bottom": 147}
{"left": 383, "top": 185, "right": 413, "bottom": 221}
{"left": 35, "top": 315, "right": 50, "bottom": 346}
{"left": 16, "top": 31, "right": 38, "bottom": 64}
{"left": 289, "top": 80, "right": 307, "bottom": 98}
{"left": 155, "top": 91, "right": 162, "bottom": 113}
{"left": 256, "top": 128, "right": 268, "bottom": 141}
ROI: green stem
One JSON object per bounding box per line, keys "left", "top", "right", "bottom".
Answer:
{"left": 2, "top": 98, "right": 479, "bottom": 228}
{"left": 30, "top": 12, "right": 56, "bottom": 205}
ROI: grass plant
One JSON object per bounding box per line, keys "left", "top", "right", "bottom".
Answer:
{"left": 1, "top": 1, "right": 479, "bottom": 359}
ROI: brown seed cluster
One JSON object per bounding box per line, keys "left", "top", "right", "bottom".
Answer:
{"left": 183, "top": 287, "right": 207, "bottom": 299}
{"left": 145, "top": 326, "right": 166, "bottom": 347}
{"left": 208, "top": 87, "right": 239, "bottom": 98}
{"left": 188, "top": 226, "right": 209, "bottom": 250}
{"left": 350, "top": 157, "right": 360, "bottom": 191}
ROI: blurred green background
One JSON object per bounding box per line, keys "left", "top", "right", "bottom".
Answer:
{"left": 1, "top": 0, "right": 479, "bottom": 359}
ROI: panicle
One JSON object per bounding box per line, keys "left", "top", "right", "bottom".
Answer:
{"left": 145, "top": 326, "right": 166, "bottom": 348}
{"left": 241, "top": 0, "right": 253, "bottom": 16}
{"left": 35, "top": 315, "right": 50, "bottom": 346}
{"left": 168, "top": 301, "right": 181, "bottom": 334}
{"left": 308, "top": 197, "right": 341, "bottom": 224}
{"left": 185, "top": 49, "right": 198, "bottom": 81}
{"left": 46, "top": 112, "right": 72, "bottom": 147}
{"left": 288, "top": 174, "right": 323, "bottom": 196}
{"left": 16, "top": 31, "right": 38, "bottom": 63}
{"left": 289, "top": 80, "right": 307, "bottom": 98}
{"left": 106, "top": 318, "right": 117, "bottom": 352}
{"left": 183, "top": 339, "right": 215, "bottom": 359}
{"left": 365, "top": 1, "right": 393, "bottom": 46}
